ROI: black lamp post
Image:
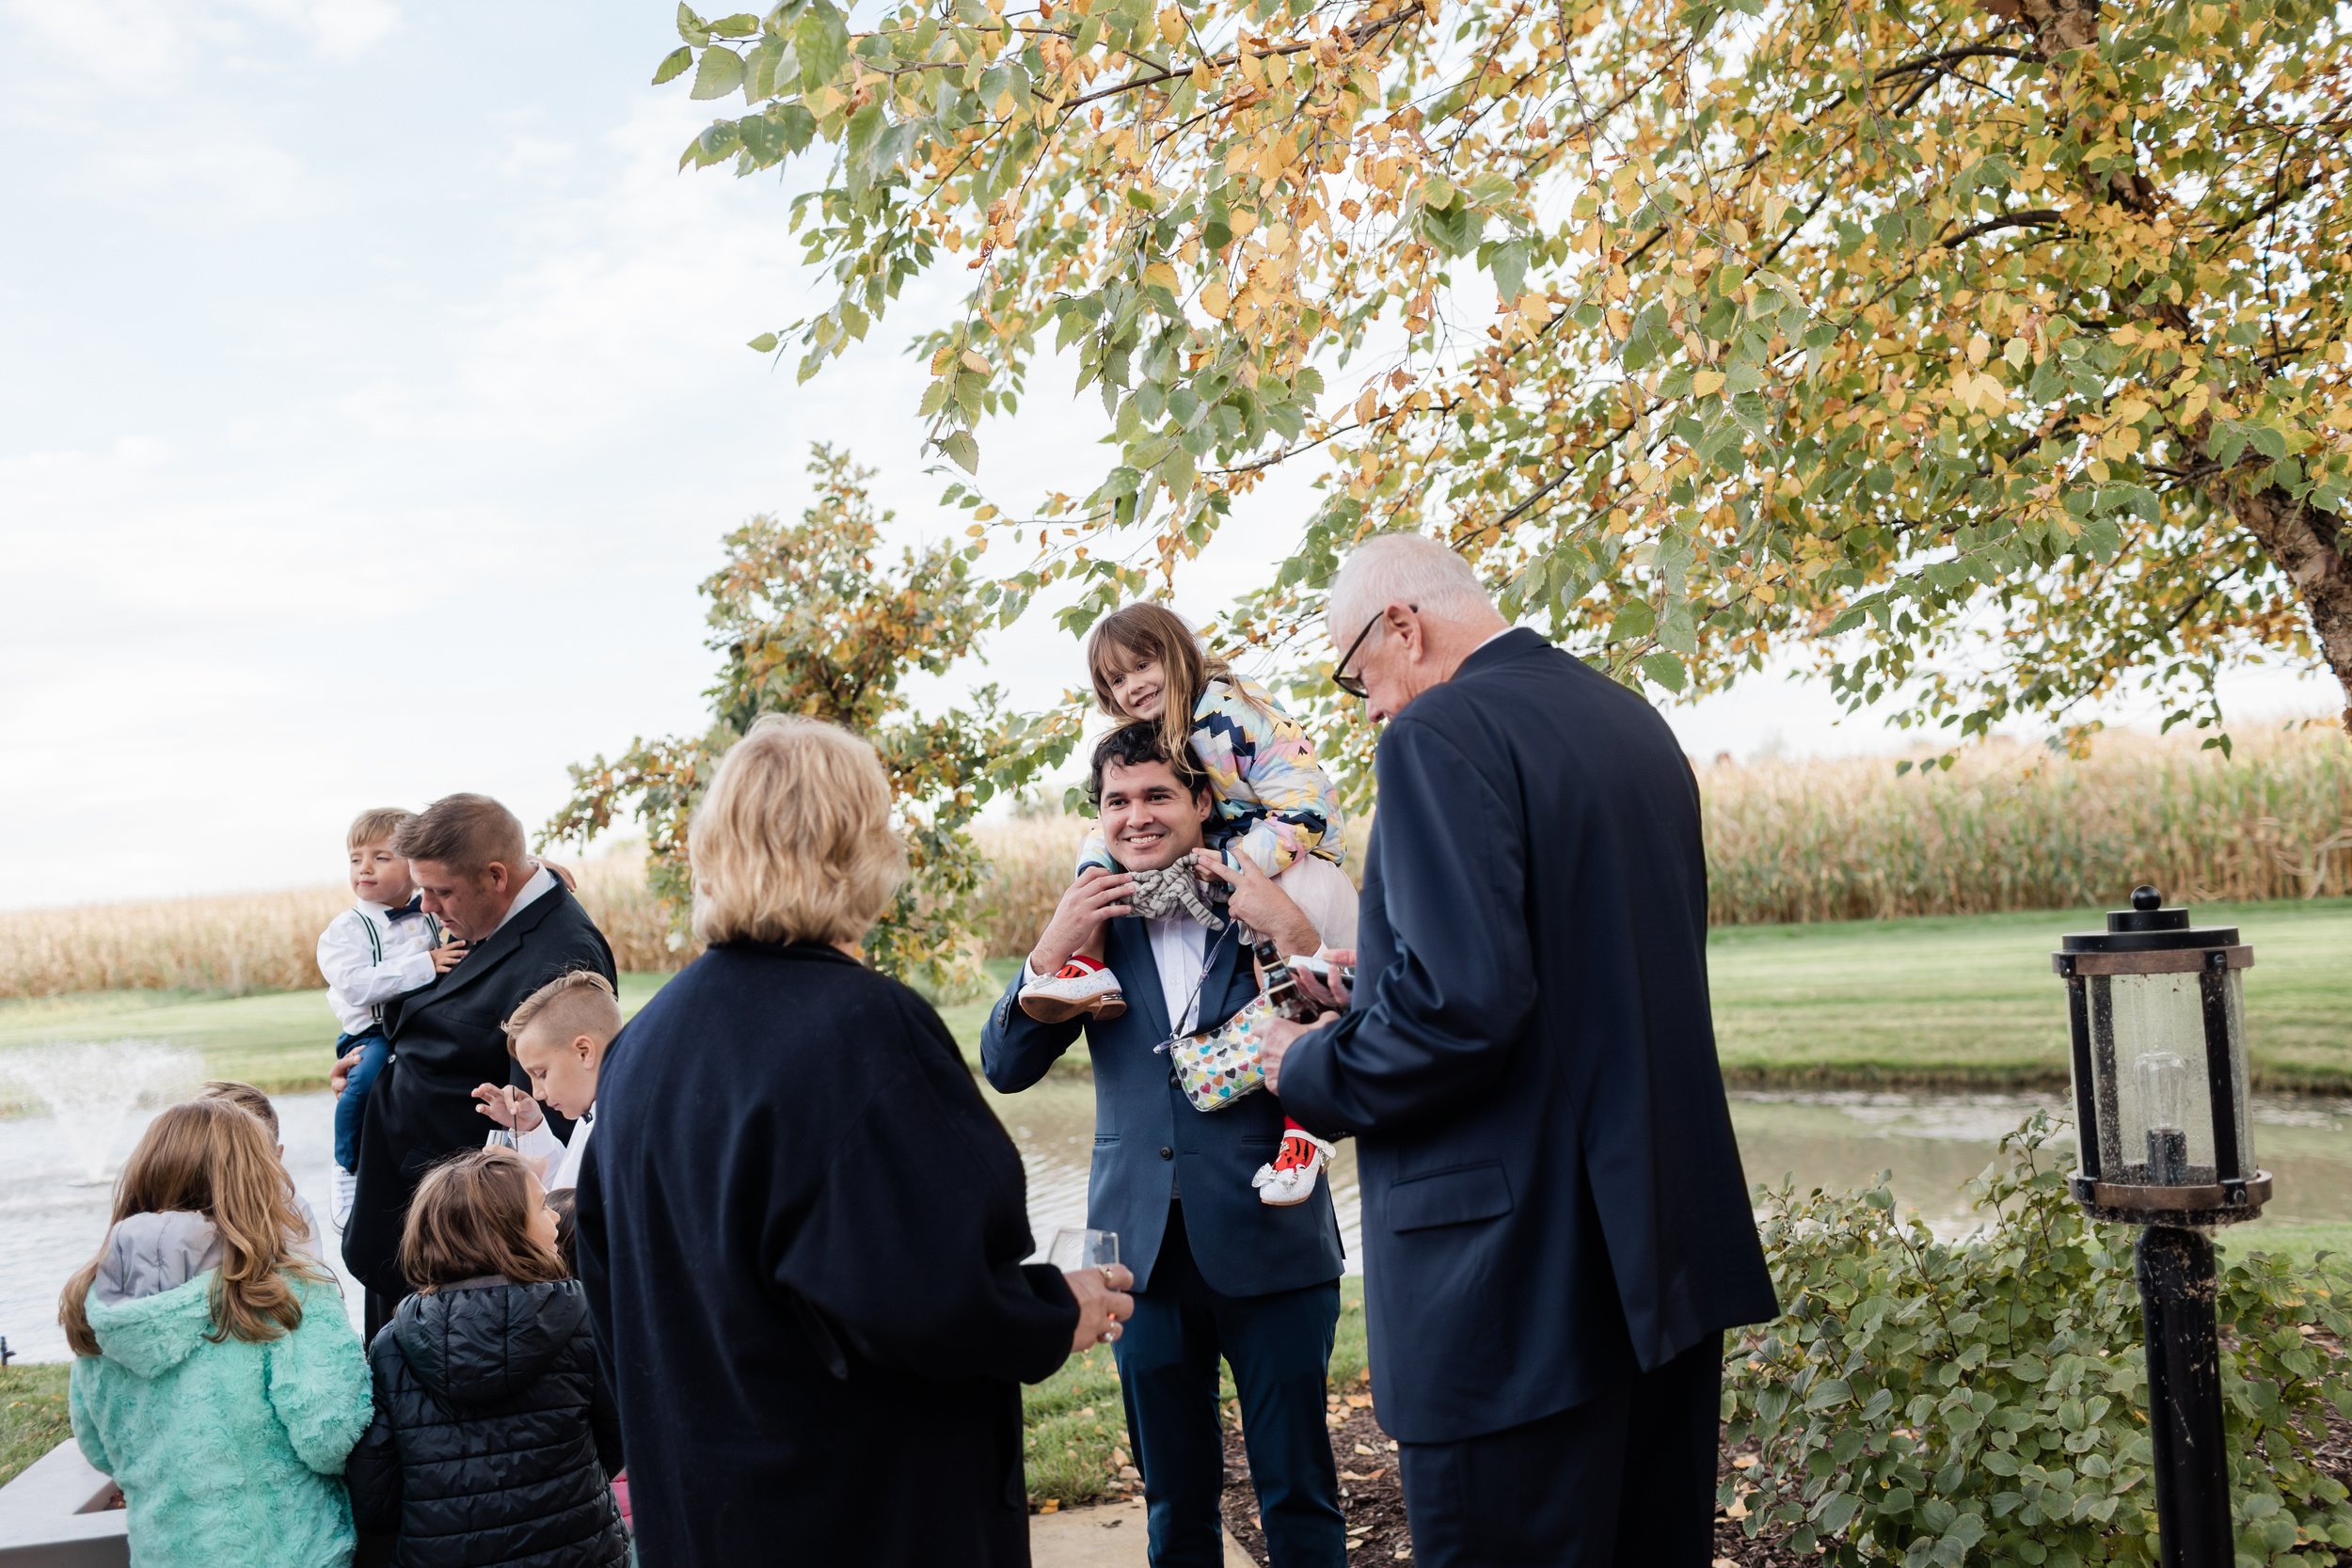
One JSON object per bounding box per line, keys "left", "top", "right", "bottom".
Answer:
{"left": 2055, "top": 886, "right": 2270, "bottom": 1568}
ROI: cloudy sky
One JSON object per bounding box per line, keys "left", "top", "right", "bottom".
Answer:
{"left": 1, "top": 0, "right": 2334, "bottom": 912}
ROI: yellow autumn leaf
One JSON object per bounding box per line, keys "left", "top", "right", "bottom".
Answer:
{"left": 1692, "top": 369, "right": 1726, "bottom": 398}
{"left": 1199, "top": 277, "right": 1232, "bottom": 319}
{"left": 1354, "top": 385, "right": 1378, "bottom": 424}
{"left": 1142, "top": 261, "right": 1179, "bottom": 293}
{"left": 1158, "top": 6, "right": 1184, "bottom": 44}
{"left": 961, "top": 349, "right": 993, "bottom": 376}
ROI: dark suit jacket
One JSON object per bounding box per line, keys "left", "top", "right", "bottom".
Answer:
{"left": 979, "top": 914, "right": 1344, "bottom": 1297}
{"left": 1278, "top": 628, "right": 1778, "bottom": 1444}
{"left": 342, "top": 879, "right": 615, "bottom": 1301}
{"left": 576, "top": 943, "right": 1077, "bottom": 1568}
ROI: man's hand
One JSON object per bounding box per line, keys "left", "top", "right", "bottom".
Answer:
{"left": 1027, "top": 866, "right": 1136, "bottom": 977}
{"left": 470, "top": 1083, "right": 545, "bottom": 1133}
{"left": 1194, "top": 855, "right": 1318, "bottom": 960}
{"left": 1260, "top": 1011, "right": 1338, "bottom": 1096}
{"left": 429, "top": 941, "right": 469, "bottom": 974}
{"left": 542, "top": 858, "right": 579, "bottom": 892}
{"left": 1063, "top": 1262, "right": 1136, "bottom": 1354}
{"left": 329, "top": 1046, "right": 365, "bottom": 1099}
{"left": 1293, "top": 946, "right": 1357, "bottom": 1011}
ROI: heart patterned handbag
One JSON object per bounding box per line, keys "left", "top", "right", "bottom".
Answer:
{"left": 1165, "top": 995, "right": 1274, "bottom": 1113}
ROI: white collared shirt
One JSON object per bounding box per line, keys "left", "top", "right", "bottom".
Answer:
{"left": 491, "top": 864, "right": 561, "bottom": 937}
{"left": 1145, "top": 915, "right": 1211, "bottom": 1036}
{"left": 317, "top": 900, "right": 444, "bottom": 1035}
{"left": 511, "top": 1104, "right": 594, "bottom": 1192}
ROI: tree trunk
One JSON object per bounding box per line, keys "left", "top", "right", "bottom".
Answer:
{"left": 2213, "top": 481, "right": 2352, "bottom": 735}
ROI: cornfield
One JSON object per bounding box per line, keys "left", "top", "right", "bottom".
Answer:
{"left": 0, "top": 855, "right": 678, "bottom": 1000}
{"left": 1699, "top": 726, "right": 2352, "bottom": 925}
{"left": 2, "top": 726, "right": 2344, "bottom": 998}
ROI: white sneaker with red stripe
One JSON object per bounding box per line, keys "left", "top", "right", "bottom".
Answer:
{"left": 1252, "top": 1129, "right": 1334, "bottom": 1207}
{"left": 1019, "top": 955, "right": 1127, "bottom": 1022}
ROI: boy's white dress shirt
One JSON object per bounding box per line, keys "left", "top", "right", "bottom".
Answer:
{"left": 513, "top": 1107, "right": 594, "bottom": 1193}
{"left": 317, "top": 900, "right": 444, "bottom": 1035}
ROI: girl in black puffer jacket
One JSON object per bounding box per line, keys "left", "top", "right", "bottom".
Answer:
{"left": 347, "top": 1148, "right": 628, "bottom": 1568}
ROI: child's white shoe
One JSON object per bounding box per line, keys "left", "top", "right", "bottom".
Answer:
{"left": 1019, "top": 956, "right": 1127, "bottom": 1023}
{"left": 1252, "top": 1130, "right": 1333, "bottom": 1207}
{"left": 331, "top": 1166, "right": 358, "bottom": 1230}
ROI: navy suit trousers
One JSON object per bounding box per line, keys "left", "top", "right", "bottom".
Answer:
{"left": 1396, "top": 1334, "right": 1724, "bottom": 1567}
{"left": 1115, "top": 1204, "right": 1346, "bottom": 1568}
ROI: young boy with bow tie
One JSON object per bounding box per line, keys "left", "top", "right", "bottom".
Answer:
{"left": 317, "top": 807, "right": 461, "bottom": 1227}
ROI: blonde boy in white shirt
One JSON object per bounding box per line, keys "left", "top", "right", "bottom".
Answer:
{"left": 471, "top": 970, "right": 621, "bottom": 1193}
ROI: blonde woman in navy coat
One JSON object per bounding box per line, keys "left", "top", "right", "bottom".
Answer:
{"left": 575, "top": 716, "right": 1133, "bottom": 1567}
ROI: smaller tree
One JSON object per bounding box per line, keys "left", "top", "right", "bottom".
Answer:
{"left": 548, "top": 445, "right": 1076, "bottom": 991}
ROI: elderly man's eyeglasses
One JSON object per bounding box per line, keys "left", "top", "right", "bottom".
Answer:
{"left": 1332, "top": 606, "right": 1412, "bottom": 699}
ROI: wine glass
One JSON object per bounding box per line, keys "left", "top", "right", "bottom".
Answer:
{"left": 1048, "top": 1227, "right": 1120, "bottom": 1275}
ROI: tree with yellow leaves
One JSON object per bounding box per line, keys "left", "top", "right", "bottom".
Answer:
{"left": 548, "top": 445, "right": 1074, "bottom": 987}
{"left": 660, "top": 0, "right": 2352, "bottom": 748}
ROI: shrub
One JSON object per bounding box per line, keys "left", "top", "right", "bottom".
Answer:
{"left": 1726, "top": 1117, "right": 2352, "bottom": 1566}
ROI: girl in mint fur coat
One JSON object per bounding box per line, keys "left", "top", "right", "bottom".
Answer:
{"left": 61, "top": 1098, "right": 373, "bottom": 1568}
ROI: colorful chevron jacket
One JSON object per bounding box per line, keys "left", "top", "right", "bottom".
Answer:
{"left": 1080, "top": 673, "right": 1348, "bottom": 877}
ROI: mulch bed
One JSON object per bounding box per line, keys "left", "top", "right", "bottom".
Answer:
{"left": 1214, "top": 1346, "right": 2352, "bottom": 1566}
{"left": 1219, "top": 1391, "right": 1411, "bottom": 1564}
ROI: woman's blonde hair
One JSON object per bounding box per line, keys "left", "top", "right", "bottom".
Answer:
{"left": 58, "top": 1099, "right": 326, "bottom": 1357}
{"left": 400, "top": 1148, "right": 567, "bottom": 1291}
{"left": 1086, "top": 604, "right": 1272, "bottom": 768}
{"left": 689, "top": 715, "right": 906, "bottom": 948}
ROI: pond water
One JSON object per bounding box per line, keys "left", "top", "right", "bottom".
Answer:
{"left": 6, "top": 1084, "right": 2348, "bottom": 1366}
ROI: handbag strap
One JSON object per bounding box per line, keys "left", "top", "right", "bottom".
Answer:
{"left": 1162, "top": 921, "right": 1241, "bottom": 1041}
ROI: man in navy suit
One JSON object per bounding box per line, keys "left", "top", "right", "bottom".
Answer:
{"left": 982, "top": 724, "right": 1348, "bottom": 1568}
{"left": 1262, "top": 533, "right": 1779, "bottom": 1568}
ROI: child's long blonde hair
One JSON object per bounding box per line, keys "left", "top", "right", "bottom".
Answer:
{"left": 1086, "top": 605, "right": 1274, "bottom": 770}
{"left": 58, "top": 1099, "right": 326, "bottom": 1356}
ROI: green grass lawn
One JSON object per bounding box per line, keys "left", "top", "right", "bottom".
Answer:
{"left": 0, "top": 1363, "right": 71, "bottom": 1489}
{"left": 5, "top": 904, "right": 2344, "bottom": 1097}
{"left": 1708, "top": 897, "right": 2352, "bottom": 1091}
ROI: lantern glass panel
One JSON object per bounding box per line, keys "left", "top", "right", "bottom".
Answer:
{"left": 2095, "top": 973, "right": 2215, "bottom": 1185}
{"left": 2216, "top": 969, "right": 2254, "bottom": 1183}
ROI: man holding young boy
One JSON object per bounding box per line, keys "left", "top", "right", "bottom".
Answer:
{"left": 342, "top": 793, "right": 615, "bottom": 1336}
{"left": 982, "top": 724, "right": 1350, "bottom": 1568}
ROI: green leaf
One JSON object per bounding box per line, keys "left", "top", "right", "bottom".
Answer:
{"left": 1641, "top": 650, "right": 1687, "bottom": 690}
{"left": 691, "top": 45, "right": 747, "bottom": 100}
{"left": 1608, "top": 597, "right": 1656, "bottom": 641}
{"left": 707, "top": 10, "right": 760, "bottom": 34}
{"left": 939, "top": 430, "right": 980, "bottom": 473}
{"left": 795, "top": 0, "right": 850, "bottom": 85}
{"left": 748, "top": 332, "right": 780, "bottom": 353}
{"left": 652, "top": 45, "right": 695, "bottom": 85}
{"left": 1488, "top": 237, "right": 1532, "bottom": 305}
{"left": 1419, "top": 198, "right": 1483, "bottom": 257}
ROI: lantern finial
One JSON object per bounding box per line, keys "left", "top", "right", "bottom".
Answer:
{"left": 2132, "top": 884, "right": 2163, "bottom": 911}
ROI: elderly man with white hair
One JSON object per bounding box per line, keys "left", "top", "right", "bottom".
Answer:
{"left": 1261, "top": 532, "right": 1778, "bottom": 1568}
